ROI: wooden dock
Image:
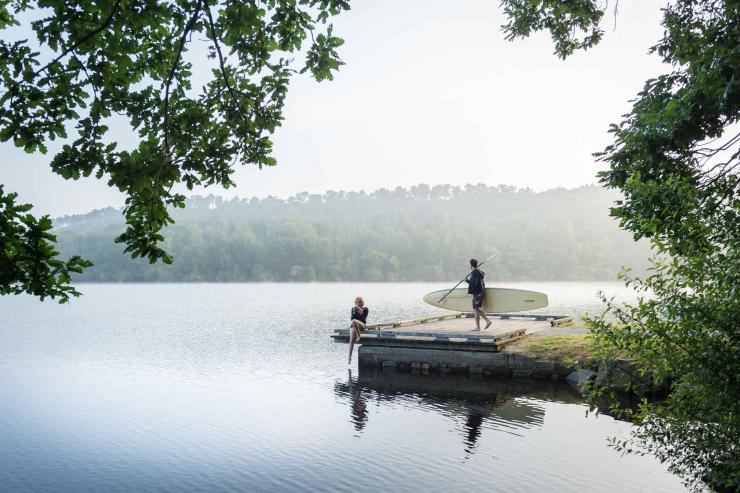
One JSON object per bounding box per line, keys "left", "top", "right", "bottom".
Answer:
{"left": 331, "top": 312, "right": 573, "bottom": 352}
{"left": 332, "top": 312, "right": 575, "bottom": 377}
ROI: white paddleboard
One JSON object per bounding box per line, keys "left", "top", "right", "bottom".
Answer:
{"left": 423, "top": 287, "right": 548, "bottom": 313}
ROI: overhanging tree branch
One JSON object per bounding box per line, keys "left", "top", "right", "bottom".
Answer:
{"left": 203, "top": 2, "right": 252, "bottom": 126}
{"left": 162, "top": 0, "right": 203, "bottom": 157}
{"left": 34, "top": 0, "right": 122, "bottom": 79}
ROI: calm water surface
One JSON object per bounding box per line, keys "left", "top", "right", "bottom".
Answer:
{"left": 0, "top": 283, "right": 685, "bottom": 492}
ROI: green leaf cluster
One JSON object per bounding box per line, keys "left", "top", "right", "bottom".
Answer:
{"left": 0, "top": 0, "right": 348, "bottom": 279}
{"left": 501, "top": 0, "right": 604, "bottom": 58}
{"left": 501, "top": 1, "right": 740, "bottom": 490}
{"left": 0, "top": 185, "right": 92, "bottom": 302}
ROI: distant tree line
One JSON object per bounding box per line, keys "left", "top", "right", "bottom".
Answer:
{"left": 55, "top": 184, "right": 651, "bottom": 282}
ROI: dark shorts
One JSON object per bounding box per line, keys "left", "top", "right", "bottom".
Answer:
{"left": 472, "top": 293, "right": 484, "bottom": 310}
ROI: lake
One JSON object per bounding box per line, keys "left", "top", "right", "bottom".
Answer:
{"left": 0, "top": 282, "right": 686, "bottom": 492}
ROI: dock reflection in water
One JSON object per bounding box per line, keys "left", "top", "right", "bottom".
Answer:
{"left": 334, "top": 368, "right": 583, "bottom": 455}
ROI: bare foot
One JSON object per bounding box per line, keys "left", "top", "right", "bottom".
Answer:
{"left": 485, "top": 321, "right": 492, "bottom": 330}
{"left": 471, "top": 328, "right": 481, "bottom": 332}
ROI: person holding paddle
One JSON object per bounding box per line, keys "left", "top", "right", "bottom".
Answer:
{"left": 466, "top": 259, "right": 491, "bottom": 331}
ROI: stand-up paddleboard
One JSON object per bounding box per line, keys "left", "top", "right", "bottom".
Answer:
{"left": 423, "top": 288, "right": 548, "bottom": 313}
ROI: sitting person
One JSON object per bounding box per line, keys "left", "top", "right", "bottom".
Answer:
{"left": 348, "top": 296, "right": 368, "bottom": 365}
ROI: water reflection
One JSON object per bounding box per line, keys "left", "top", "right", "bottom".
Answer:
{"left": 334, "top": 367, "right": 583, "bottom": 456}
{"left": 0, "top": 284, "right": 686, "bottom": 493}
{"left": 344, "top": 370, "right": 369, "bottom": 433}
{"left": 463, "top": 407, "right": 485, "bottom": 455}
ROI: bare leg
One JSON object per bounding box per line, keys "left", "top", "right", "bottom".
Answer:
{"left": 348, "top": 325, "right": 357, "bottom": 364}
{"left": 482, "top": 311, "right": 492, "bottom": 330}
{"left": 348, "top": 320, "right": 365, "bottom": 364}
{"left": 473, "top": 310, "right": 481, "bottom": 331}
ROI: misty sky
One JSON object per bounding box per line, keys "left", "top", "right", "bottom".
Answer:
{"left": 1, "top": 0, "right": 667, "bottom": 217}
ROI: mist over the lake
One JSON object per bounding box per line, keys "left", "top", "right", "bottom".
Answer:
{"left": 55, "top": 184, "right": 651, "bottom": 283}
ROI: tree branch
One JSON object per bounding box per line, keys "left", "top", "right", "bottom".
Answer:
{"left": 203, "top": 2, "right": 251, "bottom": 124}
{"left": 163, "top": 0, "right": 203, "bottom": 156}
{"left": 147, "top": 1, "right": 203, "bottom": 238}
{"left": 71, "top": 50, "right": 98, "bottom": 101}
{"left": 34, "top": 0, "right": 122, "bottom": 78}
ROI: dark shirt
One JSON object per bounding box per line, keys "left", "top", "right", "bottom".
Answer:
{"left": 351, "top": 306, "right": 369, "bottom": 323}
{"left": 466, "top": 268, "right": 485, "bottom": 295}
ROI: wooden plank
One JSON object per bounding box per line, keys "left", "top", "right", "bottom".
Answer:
{"left": 364, "top": 313, "right": 464, "bottom": 330}
{"left": 492, "top": 329, "right": 527, "bottom": 342}
{"left": 551, "top": 316, "right": 574, "bottom": 327}
{"left": 493, "top": 334, "right": 527, "bottom": 349}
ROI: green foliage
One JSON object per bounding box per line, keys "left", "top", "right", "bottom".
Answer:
{"left": 502, "top": 0, "right": 740, "bottom": 490}
{"left": 53, "top": 184, "right": 651, "bottom": 282}
{"left": 0, "top": 185, "right": 92, "bottom": 302}
{"left": 0, "top": 0, "right": 348, "bottom": 286}
{"left": 501, "top": 0, "right": 604, "bottom": 58}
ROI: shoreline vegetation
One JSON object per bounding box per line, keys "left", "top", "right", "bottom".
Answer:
{"left": 512, "top": 331, "right": 599, "bottom": 368}
{"left": 56, "top": 184, "right": 651, "bottom": 283}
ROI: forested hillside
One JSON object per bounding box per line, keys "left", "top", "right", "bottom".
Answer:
{"left": 56, "top": 184, "right": 651, "bottom": 282}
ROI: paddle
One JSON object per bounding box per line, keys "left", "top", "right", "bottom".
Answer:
{"left": 438, "top": 252, "right": 497, "bottom": 303}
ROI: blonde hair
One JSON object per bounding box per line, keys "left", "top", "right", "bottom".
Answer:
{"left": 355, "top": 296, "right": 364, "bottom": 305}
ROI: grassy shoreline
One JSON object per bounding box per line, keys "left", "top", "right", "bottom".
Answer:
{"left": 512, "top": 331, "right": 599, "bottom": 369}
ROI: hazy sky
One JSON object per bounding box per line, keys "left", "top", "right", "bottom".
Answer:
{"left": 1, "top": 0, "right": 667, "bottom": 217}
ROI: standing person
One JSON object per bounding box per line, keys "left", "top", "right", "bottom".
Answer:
{"left": 347, "top": 297, "right": 369, "bottom": 365}
{"left": 466, "top": 259, "right": 491, "bottom": 331}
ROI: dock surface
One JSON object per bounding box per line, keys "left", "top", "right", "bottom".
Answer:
{"left": 366, "top": 315, "right": 551, "bottom": 336}
{"left": 332, "top": 313, "right": 573, "bottom": 352}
